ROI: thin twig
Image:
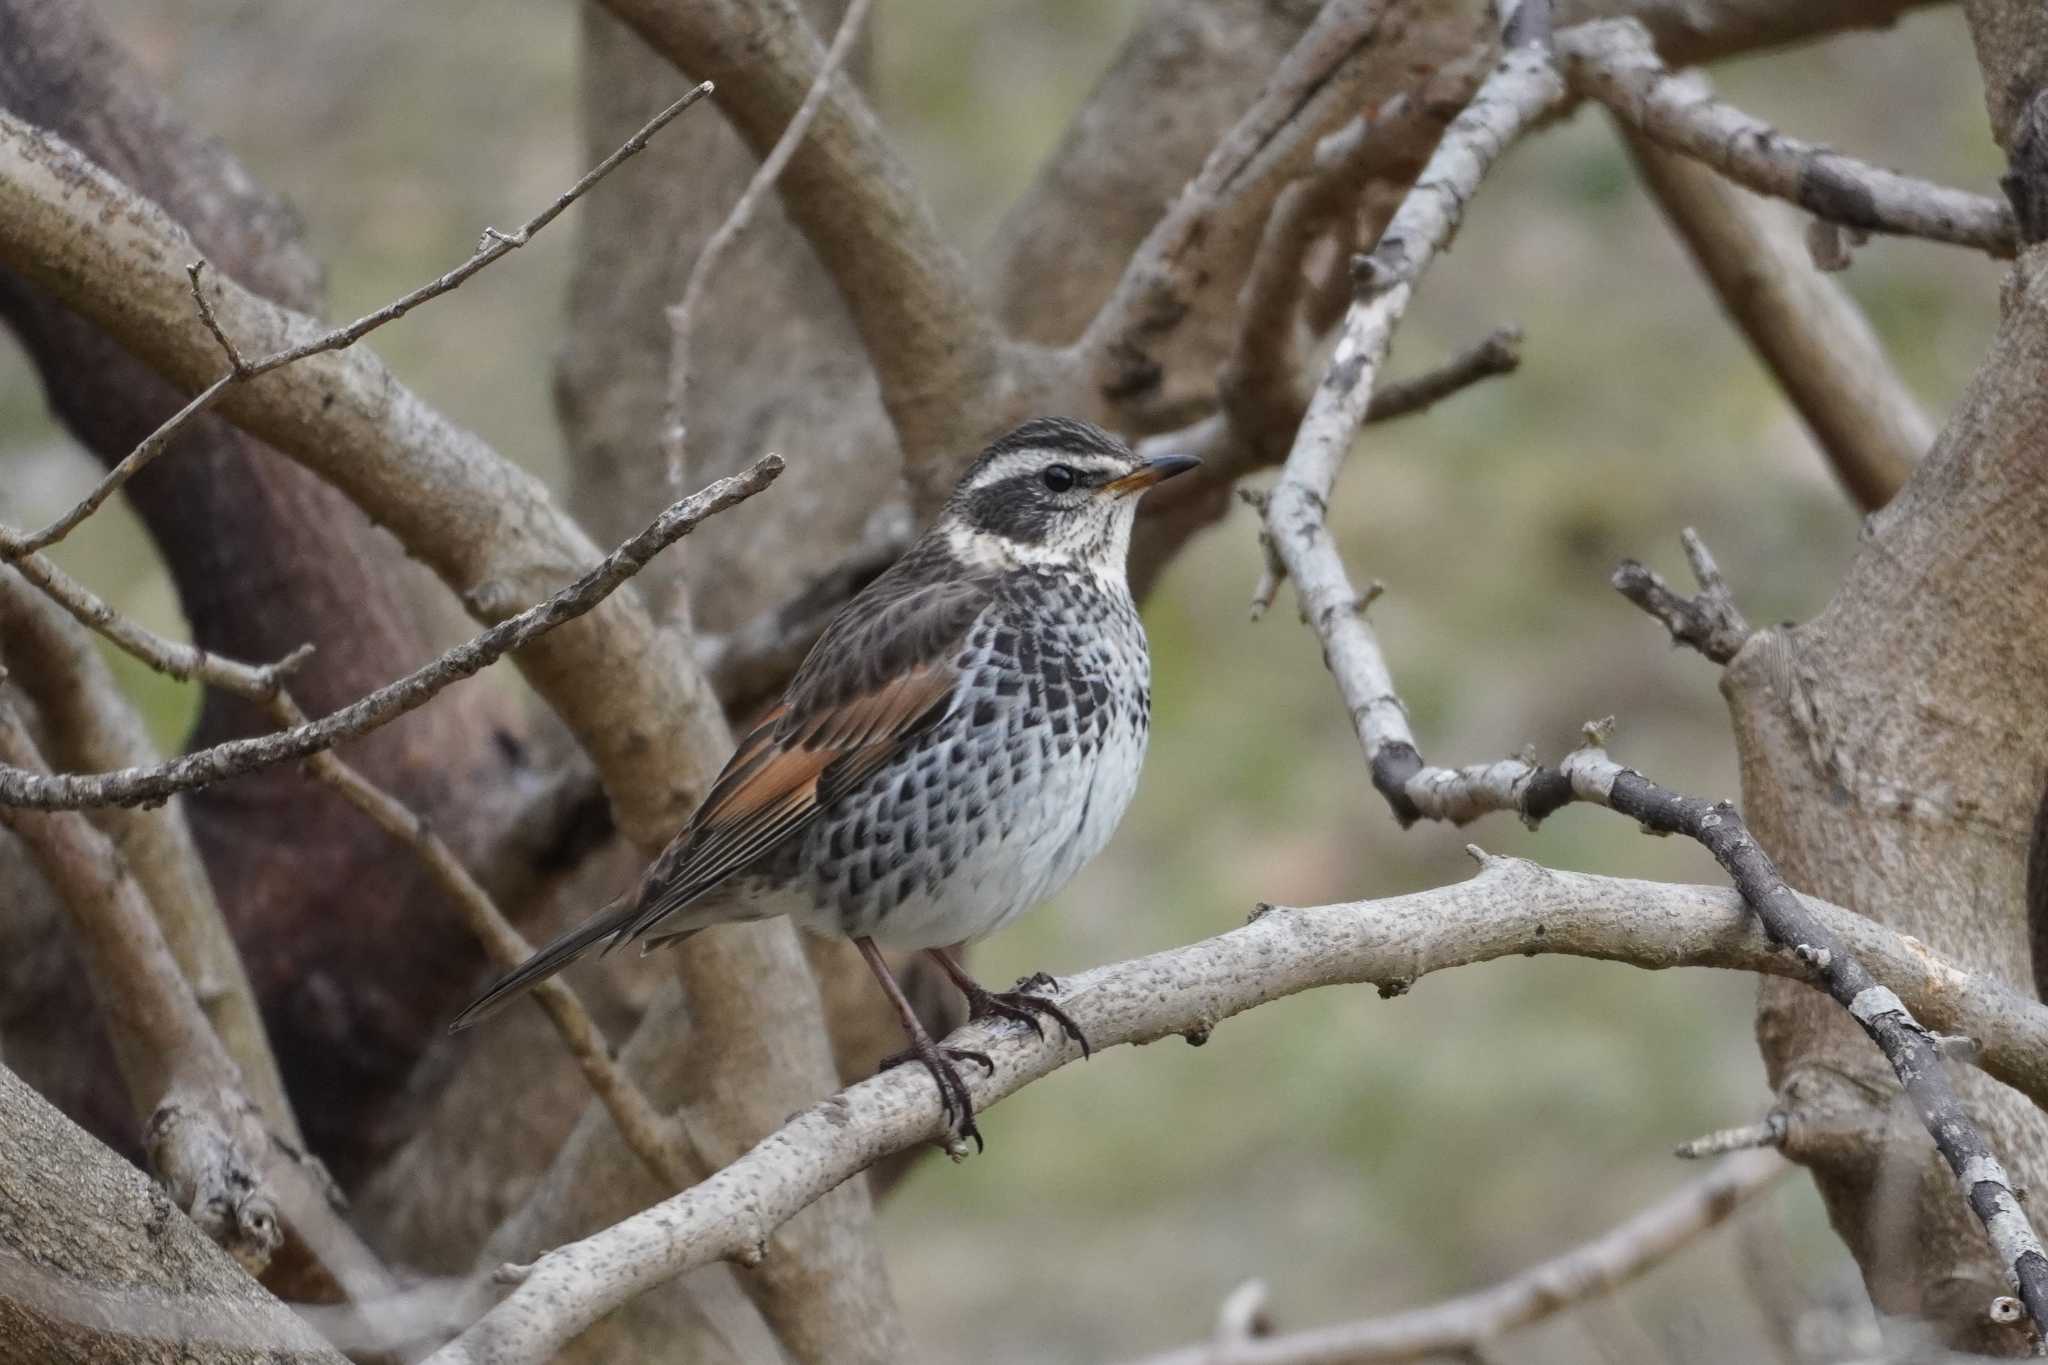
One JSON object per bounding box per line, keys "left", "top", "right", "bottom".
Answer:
{"left": 1074, "top": 0, "right": 1391, "bottom": 410}
{"left": 1260, "top": 4, "right": 1564, "bottom": 801}
{"left": 5, "top": 546, "right": 311, "bottom": 697}
{"left": 0, "top": 456, "right": 782, "bottom": 811}
{"left": 1676, "top": 1114, "right": 1788, "bottom": 1160}
{"left": 665, "top": 0, "right": 871, "bottom": 485}
{"left": 289, "top": 707, "right": 691, "bottom": 1191}
{"left": 0, "top": 82, "right": 713, "bottom": 563}
{"left": 1612, "top": 528, "right": 1753, "bottom": 664}
{"left": 1563, "top": 19, "right": 2015, "bottom": 257}
{"left": 420, "top": 855, "right": 2048, "bottom": 1365}
{"left": 1124, "top": 1151, "right": 1789, "bottom": 1365}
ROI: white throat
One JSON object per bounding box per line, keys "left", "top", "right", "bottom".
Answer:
{"left": 941, "top": 503, "right": 1138, "bottom": 594}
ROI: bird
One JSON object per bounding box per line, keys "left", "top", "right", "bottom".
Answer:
{"left": 451, "top": 417, "right": 1197, "bottom": 1148}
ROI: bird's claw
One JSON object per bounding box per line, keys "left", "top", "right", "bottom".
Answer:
{"left": 967, "top": 979, "right": 1092, "bottom": 1060}
{"left": 878, "top": 1042, "right": 988, "bottom": 1152}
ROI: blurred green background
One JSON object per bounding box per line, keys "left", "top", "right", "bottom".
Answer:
{"left": 0, "top": 2, "right": 2005, "bottom": 1360}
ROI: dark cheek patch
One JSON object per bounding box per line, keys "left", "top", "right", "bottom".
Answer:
{"left": 966, "top": 475, "right": 1056, "bottom": 543}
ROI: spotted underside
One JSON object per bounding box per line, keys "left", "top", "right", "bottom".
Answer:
{"left": 449, "top": 416, "right": 1169, "bottom": 1031}
{"left": 626, "top": 531, "right": 1152, "bottom": 949}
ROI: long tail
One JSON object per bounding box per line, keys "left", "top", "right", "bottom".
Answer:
{"left": 448, "top": 900, "right": 635, "bottom": 1032}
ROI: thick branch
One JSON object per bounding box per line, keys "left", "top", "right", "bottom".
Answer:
{"left": 0, "top": 81, "right": 710, "bottom": 563}
{"left": 594, "top": 0, "right": 1008, "bottom": 476}
{"left": 0, "top": 573, "right": 294, "bottom": 1142}
{"left": 0, "top": 457, "right": 782, "bottom": 811}
{"left": 1564, "top": 18, "right": 2017, "bottom": 257}
{"left": 0, "top": 700, "right": 387, "bottom": 1299}
{"left": 0, "top": 1063, "right": 346, "bottom": 1364}
{"left": 424, "top": 856, "right": 2048, "bottom": 1365}
{"left": 0, "top": 109, "right": 737, "bottom": 842}
{"left": 1126, "top": 1150, "right": 1789, "bottom": 1365}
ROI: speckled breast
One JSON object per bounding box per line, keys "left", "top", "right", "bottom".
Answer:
{"left": 789, "top": 568, "right": 1151, "bottom": 948}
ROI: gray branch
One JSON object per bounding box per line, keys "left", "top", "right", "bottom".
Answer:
{"left": 1612, "top": 528, "right": 1754, "bottom": 664}
{"left": 420, "top": 855, "right": 2048, "bottom": 1365}
{"left": 1563, "top": 18, "right": 2017, "bottom": 256}
{"left": 0, "top": 457, "right": 782, "bottom": 811}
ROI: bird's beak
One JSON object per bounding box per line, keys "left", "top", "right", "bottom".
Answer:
{"left": 1103, "top": 453, "right": 1201, "bottom": 497}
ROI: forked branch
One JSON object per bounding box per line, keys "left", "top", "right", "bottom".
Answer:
{"left": 0, "top": 457, "right": 782, "bottom": 811}
{"left": 1563, "top": 19, "right": 2016, "bottom": 257}
{"left": 422, "top": 855, "right": 2048, "bottom": 1365}
{"left": 0, "top": 82, "right": 712, "bottom": 563}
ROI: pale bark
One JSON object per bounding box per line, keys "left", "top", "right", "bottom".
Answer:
{"left": 0, "top": 0, "right": 2022, "bottom": 1357}
{"left": 0, "top": 109, "right": 731, "bottom": 849}
{"left": 426, "top": 855, "right": 2048, "bottom": 1365}
{"left": 0, "top": 1064, "right": 344, "bottom": 1365}
{"left": 1723, "top": 241, "right": 2048, "bottom": 1352}
{"left": 0, "top": 574, "right": 294, "bottom": 1144}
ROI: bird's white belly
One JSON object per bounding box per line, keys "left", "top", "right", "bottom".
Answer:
{"left": 802, "top": 710, "right": 1148, "bottom": 950}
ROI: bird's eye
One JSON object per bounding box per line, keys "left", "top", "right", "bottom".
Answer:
{"left": 1041, "top": 464, "right": 1077, "bottom": 493}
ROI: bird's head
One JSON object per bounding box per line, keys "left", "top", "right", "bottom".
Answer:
{"left": 939, "top": 417, "right": 1199, "bottom": 577}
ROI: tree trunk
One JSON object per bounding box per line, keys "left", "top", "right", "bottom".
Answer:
{"left": 1727, "top": 239, "right": 2048, "bottom": 1353}
{"left": 0, "top": 1063, "right": 346, "bottom": 1365}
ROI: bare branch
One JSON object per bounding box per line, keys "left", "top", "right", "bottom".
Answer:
{"left": 1271, "top": 460, "right": 2046, "bottom": 1340}
{"left": 1074, "top": 0, "right": 1394, "bottom": 417}
{"left": 1675, "top": 1113, "right": 1788, "bottom": 1160}
{"left": 1612, "top": 528, "right": 1754, "bottom": 664}
{"left": 2, "top": 545, "right": 309, "bottom": 698}
{"left": 1125, "top": 1151, "right": 1788, "bottom": 1365}
{"left": 1369, "top": 327, "right": 1526, "bottom": 424}
{"left": 1621, "top": 103, "right": 1928, "bottom": 511}
{"left": 667, "top": 0, "right": 872, "bottom": 484}
{"left": 0, "top": 108, "right": 743, "bottom": 844}
{"left": 422, "top": 855, "right": 2048, "bottom": 1365}
{"left": 1579, "top": 752, "right": 2048, "bottom": 1338}
{"left": 594, "top": 0, "right": 1007, "bottom": 475}
{"left": 0, "top": 82, "right": 712, "bottom": 563}
{"left": 1240, "top": 6, "right": 2047, "bottom": 1331}
{"left": 0, "top": 574, "right": 296, "bottom": 1142}
{"left": 0, "top": 698, "right": 389, "bottom": 1299}
{"left": 285, "top": 710, "right": 690, "bottom": 1193}
{"left": 0, "top": 456, "right": 783, "bottom": 811}
{"left": 1261, "top": 13, "right": 1565, "bottom": 798}
{"left": 1563, "top": 18, "right": 2017, "bottom": 257}
{"left": 0, "top": 1064, "right": 348, "bottom": 1364}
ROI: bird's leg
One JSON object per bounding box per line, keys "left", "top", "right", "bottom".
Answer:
{"left": 855, "top": 936, "right": 987, "bottom": 1152}
{"left": 927, "top": 946, "right": 1092, "bottom": 1060}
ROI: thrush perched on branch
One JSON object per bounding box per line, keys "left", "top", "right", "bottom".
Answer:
{"left": 452, "top": 417, "right": 1197, "bottom": 1148}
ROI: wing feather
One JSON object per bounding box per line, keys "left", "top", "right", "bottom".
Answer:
{"left": 613, "top": 578, "right": 984, "bottom": 943}
{"left": 451, "top": 559, "right": 991, "bottom": 1028}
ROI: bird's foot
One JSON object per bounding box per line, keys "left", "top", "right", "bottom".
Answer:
{"left": 877, "top": 1038, "right": 990, "bottom": 1153}
{"left": 965, "top": 975, "right": 1091, "bottom": 1060}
